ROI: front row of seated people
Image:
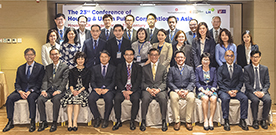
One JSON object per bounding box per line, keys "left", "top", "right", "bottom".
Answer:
{"left": 3, "top": 48, "right": 271, "bottom": 132}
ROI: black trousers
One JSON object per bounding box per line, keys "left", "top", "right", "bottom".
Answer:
{"left": 247, "top": 92, "right": 271, "bottom": 121}
{"left": 37, "top": 92, "right": 65, "bottom": 122}
{"left": 88, "top": 90, "right": 114, "bottom": 120}
{"left": 114, "top": 91, "right": 141, "bottom": 121}
{"left": 6, "top": 91, "right": 39, "bottom": 120}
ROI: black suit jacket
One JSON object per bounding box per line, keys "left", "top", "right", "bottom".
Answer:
{"left": 217, "top": 63, "right": 243, "bottom": 93}
{"left": 146, "top": 27, "right": 159, "bottom": 44}
{"left": 244, "top": 64, "right": 270, "bottom": 94}
{"left": 99, "top": 28, "right": 115, "bottom": 41}
{"left": 209, "top": 28, "right": 222, "bottom": 38}
{"left": 82, "top": 38, "right": 107, "bottom": 69}
{"left": 90, "top": 64, "right": 116, "bottom": 92}
{"left": 15, "top": 62, "right": 45, "bottom": 94}
{"left": 116, "top": 62, "right": 142, "bottom": 93}
{"left": 142, "top": 63, "right": 167, "bottom": 91}
{"left": 165, "top": 28, "right": 180, "bottom": 45}
{"left": 237, "top": 44, "right": 259, "bottom": 68}
{"left": 123, "top": 28, "right": 137, "bottom": 43}
{"left": 104, "top": 37, "right": 131, "bottom": 66}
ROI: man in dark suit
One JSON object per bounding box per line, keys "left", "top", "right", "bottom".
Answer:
{"left": 77, "top": 15, "right": 91, "bottom": 50}
{"left": 99, "top": 14, "right": 115, "bottom": 41}
{"left": 140, "top": 48, "right": 168, "bottom": 132}
{"left": 105, "top": 24, "right": 131, "bottom": 66}
{"left": 167, "top": 50, "right": 195, "bottom": 131}
{"left": 185, "top": 19, "right": 198, "bottom": 45}
{"left": 112, "top": 49, "right": 142, "bottom": 130}
{"left": 83, "top": 24, "right": 106, "bottom": 69}
{"left": 146, "top": 13, "right": 159, "bottom": 44}
{"left": 217, "top": 50, "right": 248, "bottom": 131}
{"left": 88, "top": 50, "right": 116, "bottom": 128}
{"left": 3, "top": 48, "right": 45, "bottom": 132}
{"left": 37, "top": 48, "right": 69, "bottom": 132}
{"left": 53, "top": 13, "right": 69, "bottom": 45}
{"left": 209, "top": 16, "right": 222, "bottom": 44}
{"left": 123, "top": 14, "right": 137, "bottom": 43}
{"left": 244, "top": 50, "right": 271, "bottom": 129}
{"left": 165, "top": 16, "right": 180, "bottom": 45}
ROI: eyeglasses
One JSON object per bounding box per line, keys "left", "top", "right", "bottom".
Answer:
{"left": 176, "top": 57, "right": 185, "bottom": 59}
{"left": 124, "top": 54, "right": 134, "bottom": 56}
{"left": 25, "top": 54, "right": 34, "bottom": 57}
{"left": 226, "top": 55, "right": 234, "bottom": 58}
{"left": 150, "top": 54, "right": 159, "bottom": 57}
{"left": 252, "top": 56, "right": 260, "bottom": 59}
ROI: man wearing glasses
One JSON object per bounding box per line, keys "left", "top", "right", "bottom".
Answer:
{"left": 185, "top": 19, "right": 198, "bottom": 45}
{"left": 146, "top": 13, "right": 159, "bottom": 44}
{"left": 53, "top": 13, "right": 69, "bottom": 45}
{"left": 123, "top": 15, "right": 137, "bottom": 43}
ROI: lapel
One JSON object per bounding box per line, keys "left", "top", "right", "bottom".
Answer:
{"left": 29, "top": 62, "right": 36, "bottom": 80}
{"left": 250, "top": 64, "right": 255, "bottom": 84}
{"left": 258, "top": 65, "right": 264, "bottom": 84}
{"left": 123, "top": 63, "right": 128, "bottom": 82}
{"left": 224, "top": 64, "right": 231, "bottom": 79}
{"left": 147, "top": 63, "right": 154, "bottom": 82}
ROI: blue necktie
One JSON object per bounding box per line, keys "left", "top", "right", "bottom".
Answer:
{"left": 117, "top": 40, "right": 122, "bottom": 51}
{"left": 102, "top": 65, "right": 106, "bottom": 77}
{"left": 106, "top": 30, "right": 109, "bottom": 40}
{"left": 27, "top": 65, "right": 31, "bottom": 79}
{"left": 193, "top": 33, "right": 196, "bottom": 38}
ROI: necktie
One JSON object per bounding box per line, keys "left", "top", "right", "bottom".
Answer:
{"left": 27, "top": 65, "right": 31, "bottom": 79}
{"left": 93, "top": 40, "right": 97, "bottom": 50}
{"left": 106, "top": 30, "right": 109, "bottom": 40}
{"left": 60, "top": 30, "right": 63, "bottom": 40}
{"left": 152, "top": 63, "right": 156, "bottom": 81}
{"left": 126, "top": 64, "right": 132, "bottom": 91}
{"left": 53, "top": 65, "right": 57, "bottom": 78}
{"left": 149, "top": 29, "right": 153, "bottom": 40}
{"left": 229, "top": 65, "right": 233, "bottom": 79}
{"left": 128, "top": 29, "right": 131, "bottom": 40}
{"left": 102, "top": 65, "right": 106, "bottom": 77}
{"left": 215, "top": 30, "right": 218, "bottom": 43}
{"left": 193, "top": 33, "right": 196, "bottom": 38}
{"left": 117, "top": 39, "right": 122, "bottom": 51}
{"left": 255, "top": 67, "right": 260, "bottom": 91}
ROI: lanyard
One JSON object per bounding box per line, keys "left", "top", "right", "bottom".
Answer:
{"left": 180, "top": 66, "right": 185, "bottom": 75}
{"left": 158, "top": 42, "right": 165, "bottom": 52}
{"left": 169, "top": 31, "right": 175, "bottom": 41}
{"left": 127, "top": 31, "right": 131, "bottom": 40}
{"left": 138, "top": 41, "right": 146, "bottom": 54}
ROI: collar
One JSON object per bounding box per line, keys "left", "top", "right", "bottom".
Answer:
{"left": 92, "top": 37, "right": 99, "bottom": 42}
{"left": 126, "top": 61, "right": 133, "bottom": 66}
{"left": 57, "top": 26, "right": 65, "bottom": 31}
{"left": 116, "top": 37, "right": 123, "bottom": 41}
{"left": 105, "top": 27, "right": 111, "bottom": 32}
{"left": 26, "top": 61, "right": 35, "bottom": 67}
{"left": 252, "top": 64, "right": 259, "bottom": 69}
{"left": 226, "top": 63, "right": 234, "bottom": 68}
{"left": 126, "top": 28, "right": 133, "bottom": 31}
{"left": 79, "top": 29, "right": 85, "bottom": 34}
{"left": 101, "top": 63, "right": 109, "bottom": 67}
{"left": 53, "top": 61, "right": 60, "bottom": 69}
{"left": 177, "top": 64, "right": 185, "bottom": 69}
{"left": 151, "top": 61, "right": 158, "bottom": 66}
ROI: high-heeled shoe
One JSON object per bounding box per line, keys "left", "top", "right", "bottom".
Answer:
{"left": 209, "top": 120, "right": 214, "bottom": 130}
{"left": 203, "top": 121, "right": 209, "bottom": 131}
{"left": 68, "top": 127, "right": 73, "bottom": 131}
{"left": 73, "top": 127, "right": 78, "bottom": 131}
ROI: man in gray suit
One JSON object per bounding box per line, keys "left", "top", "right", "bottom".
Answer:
{"left": 209, "top": 16, "right": 222, "bottom": 44}
{"left": 123, "top": 14, "right": 137, "bottom": 43}
{"left": 37, "top": 48, "right": 69, "bottom": 132}
{"left": 185, "top": 19, "right": 198, "bottom": 45}
{"left": 146, "top": 13, "right": 159, "bottom": 44}
{"left": 167, "top": 50, "right": 195, "bottom": 131}
{"left": 165, "top": 16, "right": 180, "bottom": 45}
{"left": 244, "top": 50, "right": 271, "bottom": 129}
{"left": 140, "top": 48, "right": 168, "bottom": 132}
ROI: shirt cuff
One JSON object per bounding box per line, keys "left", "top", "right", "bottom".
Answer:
{"left": 57, "top": 90, "right": 61, "bottom": 93}
{"left": 146, "top": 87, "right": 150, "bottom": 91}
{"left": 198, "top": 87, "right": 204, "bottom": 92}
{"left": 175, "top": 89, "right": 180, "bottom": 93}
{"left": 210, "top": 87, "right": 217, "bottom": 92}
{"left": 121, "top": 90, "right": 126, "bottom": 92}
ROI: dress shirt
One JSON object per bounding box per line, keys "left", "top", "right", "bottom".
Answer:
{"left": 213, "top": 28, "right": 220, "bottom": 39}
{"left": 126, "top": 28, "right": 133, "bottom": 41}
{"left": 25, "top": 61, "right": 35, "bottom": 75}
{"left": 105, "top": 27, "right": 112, "bottom": 36}
{"left": 151, "top": 61, "right": 158, "bottom": 73}
{"left": 226, "top": 63, "right": 234, "bottom": 78}
{"left": 200, "top": 38, "right": 206, "bottom": 55}
{"left": 116, "top": 37, "right": 123, "bottom": 46}
{"left": 53, "top": 61, "right": 60, "bottom": 71}
{"left": 252, "top": 64, "right": 263, "bottom": 90}
{"left": 79, "top": 29, "right": 86, "bottom": 48}
{"left": 245, "top": 44, "right": 252, "bottom": 65}
{"left": 101, "top": 63, "right": 109, "bottom": 75}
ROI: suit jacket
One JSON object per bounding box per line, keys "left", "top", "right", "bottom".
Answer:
{"left": 142, "top": 63, "right": 167, "bottom": 91}
{"left": 53, "top": 26, "right": 69, "bottom": 44}
{"left": 82, "top": 38, "right": 107, "bottom": 69}
{"left": 41, "top": 62, "right": 69, "bottom": 93}
{"left": 192, "top": 37, "right": 216, "bottom": 68}
{"left": 237, "top": 44, "right": 259, "bottom": 68}
{"left": 99, "top": 28, "right": 115, "bottom": 41}
{"left": 165, "top": 28, "right": 180, "bottom": 45}
{"left": 77, "top": 29, "right": 91, "bottom": 43}
{"left": 209, "top": 28, "right": 222, "bottom": 39}
{"left": 217, "top": 63, "right": 243, "bottom": 93}
{"left": 123, "top": 28, "right": 137, "bottom": 43}
{"left": 152, "top": 42, "right": 173, "bottom": 68}
{"left": 185, "top": 31, "right": 196, "bottom": 45}
{"left": 15, "top": 62, "right": 45, "bottom": 94}
{"left": 167, "top": 64, "right": 195, "bottom": 93}
{"left": 244, "top": 64, "right": 270, "bottom": 94}
{"left": 90, "top": 64, "right": 116, "bottom": 92}
{"left": 195, "top": 66, "right": 217, "bottom": 95}
{"left": 116, "top": 62, "right": 142, "bottom": 93}
{"left": 146, "top": 27, "right": 159, "bottom": 44}
{"left": 104, "top": 37, "right": 131, "bottom": 66}
{"left": 170, "top": 42, "right": 193, "bottom": 67}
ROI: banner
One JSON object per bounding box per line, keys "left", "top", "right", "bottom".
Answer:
{"left": 63, "top": 4, "right": 230, "bottom": 32}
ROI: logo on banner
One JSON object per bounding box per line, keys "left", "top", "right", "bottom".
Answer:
{"left": 218, "top": 9, "right": 226, "bottom": 14}
{"left": 175, "top": 8, "right": 178, "bottom": 11}
{"left": 206, "top": 8, "right": 215, "bottom": 14}
{"left": 189, "top": 10, "right": 204, "bottom": 14}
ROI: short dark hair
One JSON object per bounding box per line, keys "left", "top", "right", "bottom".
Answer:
{"left": 55, "top": 13, "right": 65, "bottom": 19}
{"left": 78, "top": 15, "right": 88, "bottom": 22}
{"left": 63, "top": 27, "right": 79, "bottom": 45}
{"left": 124, "top": 48, "right": 135, "bottom": 55}
{"left": 218, "top": 28, "right": 233, "bottom": 46}
{"left": 189, "top": 19, "right": 198, "bottom": 24}
{"left": 147, "top": 13, "right": 157, "bottom": 20}
{"left": 113, "top": 24, "right": 123, "bottom": 31}
{"left": 148, "top": 48, "right": 160, "bottom": 55}
{"left": 100, "top": 50, "right": 111, "bottom": 57}
{"left": 91, "top": 24, "right": 101, "bottom": 30}
{"left": 24, "top": 48, "right": 36, "bottom": 55}
{"left": 196, "top": 22, "right": 211, "bottom": 39}
{"left": 74, "top": 51, "right": 86, "bottom": 64}
{"left": 103, "top": 14, "right": 113, "bottom": 21}
{"left": 157, "top": 29, "right": 167, "bottom": 36}
{"left": 174, "top": 50, "right": 185, "bottom": 57}
{"left": 136, "top": 28, "right": 148, "bottom": 40}
{"left": 200, "top": 52, "right": 210, "bottom": 63}
{"left": 125, "top": 14, "right": 135, "bottom": 22}
{"left": 46, "top": 28, "right": 59, "bottom": 43}
{"left": 49, "top": 48, "right": 60, "bottom": 55}
{"left": 250, "top": 50, "right": 261, "bottom": 57}
{"left": 167, "top": 16, "right": 177, "bottom": 23}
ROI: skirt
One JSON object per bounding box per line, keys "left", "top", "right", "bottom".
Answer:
{"left": 60, "top": 90, "right": 89, "bottom": 108}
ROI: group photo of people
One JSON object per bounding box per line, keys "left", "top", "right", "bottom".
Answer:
{"left": 2, "top": 12, "right": 272, "bottom": 133}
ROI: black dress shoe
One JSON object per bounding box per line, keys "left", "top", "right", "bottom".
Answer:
{"left": 140, "top": 120, "right": 146, "bottom": 131}
{"left": 29, "top": 120, "right": 36, "bottom": 132}
{"left": 73, "top": 127, "right": 78, "bottom": 131}
{"left": 38, "top": 121, "right": 48, "bottom": 132}
{"left": 204, "top": 126, "right": 209, "bottom": 131}
{"left": 161, "top": 120, "right": 168, "bottom": 132}
{"left": 130, "top": 120, "right": 136, "bottom": 130}
{"left": 50, "top": 122, "right": 57, "bottom": 132}
{"left": 252, "top": 120, "right": 259, "bottom": 129}
{"left": 239, "top": 119, "right": 249, "bottom": 130}
{"left": 260, "top": 120, "right": 268, "bottom": 129}
{"left": 101, "top": 120, "right": 109, "bottom": 128}
{"left": 68, "top": 127, "right": 73, "bottom": 131}
{"left": 2, "top": 120, "right": 14, "bottom": 132}
{"left": 112, "top": 121, "right": 122, "bottom": 130}
{"left": 93, "top": 118, "right": 101, "bottom": 128}
{"left": 224, "top": 119, "right": 230, "bottom": 131}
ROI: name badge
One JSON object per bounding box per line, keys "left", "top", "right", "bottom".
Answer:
{"left": 117, "top": 52, "right": 121, "bottom": 58}
{"left": 137, "top": 56, "right": 141, "bottom": 62}
{"left": 59, "top": 40, "right": 64, "bottom": 45}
